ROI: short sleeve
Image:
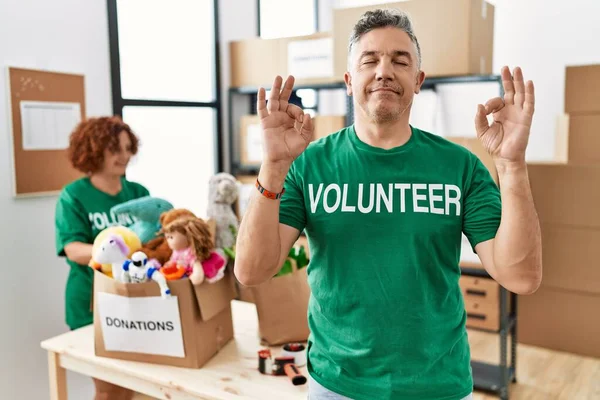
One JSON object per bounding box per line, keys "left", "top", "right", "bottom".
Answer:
{"left": 462, "top": 155, "right": 502, "bottom": 252}
{"left": 279, "top": 162, "right": 307, "bottom": 232}
{"left": 138, "top": 183, "right": 150, "bottom": 197}
{"left": 55, "top": 189, "right": 93, "bottom": 257}
{"left": 129, "top": 180, "right": 150, "bottom": 198}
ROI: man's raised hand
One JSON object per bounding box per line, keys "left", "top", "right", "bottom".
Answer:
{"left": 258, "top": 75, "right": 314, "bottom": 167}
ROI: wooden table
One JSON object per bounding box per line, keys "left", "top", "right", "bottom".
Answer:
{"left": 41, "top": 300, "right": 309, "bottom": 400}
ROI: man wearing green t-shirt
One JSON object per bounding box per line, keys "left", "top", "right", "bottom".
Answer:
{"left": 235, "top": 8, "right": 542, "bottom": 400}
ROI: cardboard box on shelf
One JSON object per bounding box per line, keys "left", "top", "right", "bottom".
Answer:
{"left": 230, "top": 32, "right": 338, "bottom": 88}
{"left": 527, "top": 163, "right": 600, "bottom": 228}
{"left": 93, "top": 269, "right": 237, "bottom": 368}
{"left": 239, "top": 114, "right": 346, "bottom": 167}
{"left": 445, "top": 136, "right": 498, "bottom": 184}
{"left": 239, "top": 115, "right": 262, "bottom": 166}
{"left": 518, "top": 285, "right": 600, "bottom": 359}
{"left": 559, "top": 112, "right": 600, "bottom": 164}
{"left": 554, "top": 114, "right": 569, "bottom": 162}
{"left": 230, "top": 37, "right": 283, "bottom": 89}
{"left": 313, "top": 115, "right": 346, "bottom": 140}
{"left": 540, "top": 224, "right": 600, "bottom": 295}
{"left": 333, "top": 0, "right": 494, "bottom": 78}
{"left": 565, "top": 64, "right": 600, "bottom": 114}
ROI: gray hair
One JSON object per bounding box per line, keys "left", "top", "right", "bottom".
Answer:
{"left": 348, "top": 8, "right": 422, "bottom": 70}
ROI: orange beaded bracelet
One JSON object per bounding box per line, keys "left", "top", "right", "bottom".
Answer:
{"left": 255, "top": 179, "right": 285, "bottom": 200}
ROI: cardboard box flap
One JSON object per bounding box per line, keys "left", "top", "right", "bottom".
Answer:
{"left": 193, "top": 271, "right": 237, "bottom": 321}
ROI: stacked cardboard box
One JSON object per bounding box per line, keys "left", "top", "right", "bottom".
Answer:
{"left": 230, "top": 32, "right": 336, "bottom": 88}
{"left": 333, "top": 0, "right": 495, "bottom": 78}
{"left": 519, "top": 64, "right": 600, "bottom": 358}
{"left": 230, "top": 0, "right": 495, "bottom": 87}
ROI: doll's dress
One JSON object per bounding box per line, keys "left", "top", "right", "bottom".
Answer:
{"left": 170, "top": 247, "right": 225, "bottom": 283}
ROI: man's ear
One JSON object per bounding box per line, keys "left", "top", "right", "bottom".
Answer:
{"left": 344, "top": 72, "right": 353, "bottom": 96}
{"left": 414, "top": 70, "right": 426, "bottom": 94}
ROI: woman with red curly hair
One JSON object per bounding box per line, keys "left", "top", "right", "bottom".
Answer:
{"left": 55, "top": 116, "right": 149, "bottom": 400}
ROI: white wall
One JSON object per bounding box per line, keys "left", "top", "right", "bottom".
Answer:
{"left": 491, "top": 0, "right": 600, "bottom": 160}
{"left": 318, "top": 0, "right": 600, "bottom": 161}
{"left": 218, "top": 0, "right": 258, "bottom": 171}
{"left": 0, "top": 0, "right": 111, "bottom": 398}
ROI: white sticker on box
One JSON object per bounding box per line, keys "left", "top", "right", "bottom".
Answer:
{"left": 97, "top": 292, "right": 185, "bottom": 358}
{"left": 482, "top": 2, "right": 487, "bottom": 19}
{"left": 245, "top": 123, "right": 263, "bottom": 163}
{"left": 288, "top": 37, "right": 334, "bottom": 80}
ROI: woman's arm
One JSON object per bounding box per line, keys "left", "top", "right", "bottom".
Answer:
{"left": 64, "top": 242, "right": 94, "bottom": 266}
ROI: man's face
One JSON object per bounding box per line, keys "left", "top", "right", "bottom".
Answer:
{"left": 345, "top": 27, "right": 425, "bottom": 124}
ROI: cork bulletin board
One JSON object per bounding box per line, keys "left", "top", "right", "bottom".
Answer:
{"left": 6, "top": 67, "right": 85, "bottom": 197}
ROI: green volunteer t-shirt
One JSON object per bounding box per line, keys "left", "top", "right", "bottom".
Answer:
{"left": 279, "top": 125, "right": 501, "bottom": 400}
{"left": 55, "top": 176, "right": 149, "bottom": 330}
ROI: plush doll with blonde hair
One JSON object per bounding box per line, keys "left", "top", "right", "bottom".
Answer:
{"left": 162, "top": 215, "right": 226, "bottom": 284}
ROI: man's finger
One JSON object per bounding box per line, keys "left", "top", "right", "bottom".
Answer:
{"left": 513, "top": 67, "right": 525, "bottom": 107}
{"left": 474, "top": 104, "right": 490, "bottom": 136}
{"left": 300, "top": 113, "right": 314, "bottom": 142}
{"left": 257, "top": 87, "right": 268, "bottom": 119}
{"left": 267, "top": 76, "right": 283, "bottom": 113}
{"left": 501, "top": 66, "right": 515, "bottom": 105}
{"left": 279, "top": 76, "right": 295, "bottom": 110}
{"left": 286, "top": 103, "right": 304, "bottom": 123}
{"left": 524, "top": 80, "right": 535, "bottom": 116}
{"left": 485, "top": 97, "right": 505, "bottom": 114}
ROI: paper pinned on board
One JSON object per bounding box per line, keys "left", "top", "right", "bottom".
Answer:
{"left": 20, "top": 101, "right": 81, "bottom": 151}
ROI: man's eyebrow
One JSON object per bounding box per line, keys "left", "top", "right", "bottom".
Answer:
{"left": 392, "top": 50, "right": 412, "bottom": 59}
{"left": 359, "top": 50, "right": 379, "bottom": 59}
{"left": 359, "top": 50, "right": 412, "bottom": 59}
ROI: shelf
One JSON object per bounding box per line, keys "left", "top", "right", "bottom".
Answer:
{"left": 232, "top": 164, "right": 260, "bottom": 176}
{"left": 472, "top": 361, "right": 514, "bottom": 396}
{"left": 229, "top": 75, "right": 500, "bottom": 94}
{"left": 230, "top": 81, "right": 346, "bottom": 94}
{"left": 460, "top": 266, "right": 492, "bottom": 278}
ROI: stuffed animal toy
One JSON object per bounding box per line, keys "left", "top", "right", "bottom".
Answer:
{"left": 161, "top": 215, "right": 226, "bottom": 285}
{"left": 122, "top": 251, "right": 171, "bottom": 299}
{"left": 206, "top": 173, "right": 239, "bottom": 253}
{"left": 109, "top": 196, "right": 174, "bottom": 244}
{"left": 141, "top": 209, "right": 198, "bottom": 267}
{"left": 92, "top": 232, "right": 141, "bottom": 281}
{"left": 89, "top": 226, "right": 141, "bottom": 278}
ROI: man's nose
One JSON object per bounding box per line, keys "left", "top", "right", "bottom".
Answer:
{"left": 375, "top": 60, "right": 394, "bottom": 81}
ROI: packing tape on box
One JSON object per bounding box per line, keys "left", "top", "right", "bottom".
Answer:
{"left": 281, "top": 343, "right": 306, "bottom": 367}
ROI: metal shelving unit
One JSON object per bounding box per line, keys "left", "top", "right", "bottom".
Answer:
{"left": 225, "top": 74, "right": 515, "bottom": 399}
{"left": 461, "top": 266, "right": 518, "bottom": 400}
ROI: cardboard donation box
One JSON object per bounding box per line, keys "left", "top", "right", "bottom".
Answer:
{"left": 93, "top": 269, "right": 237, "bottom": 368}
{"left": 250, "top": 262, "right": 311, "bottom": 345}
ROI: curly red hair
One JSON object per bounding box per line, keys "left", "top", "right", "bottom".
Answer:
{"left": 67, "top": 116, "right": 139, "bottom": 174}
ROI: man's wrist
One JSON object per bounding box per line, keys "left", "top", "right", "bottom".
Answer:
{"left": 494, "top": 158, "right": 527, "bottom": 176}
{"left": 257, "top": 161, "right": 291, "bottom": 193}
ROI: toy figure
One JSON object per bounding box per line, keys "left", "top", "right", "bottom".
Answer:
{"left": 206, "top": 173, "right": 239, "bottom": 252}
{"left": 122, "top": 251, "right": 171, "bottom": 299}
{"left": 109, "top": 196, "right": 174, "bottom": 244}
{"left": 161, "top": 215, "right": 226, "bottom": 285}
{"left": 89, "top": 225, "right": 142, "bottom": 279}
{"left": 92, "top": 234, "right": 133, "bottom": 282}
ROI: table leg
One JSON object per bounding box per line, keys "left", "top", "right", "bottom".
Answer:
{"left": 48, "top": 351, "right": 68, "bottom": 400}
